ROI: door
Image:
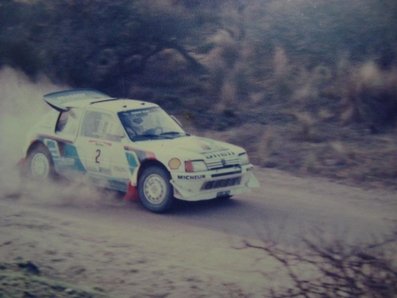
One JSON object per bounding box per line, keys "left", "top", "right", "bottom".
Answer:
{"left": 75, "top": 110, "right": 130, "bottom": 191}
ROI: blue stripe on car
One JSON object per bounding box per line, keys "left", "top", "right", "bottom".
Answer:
{"left": 63, "top": 143, "right": 86, "bottom": 173}
{"left": 41, "top": 137, "right": 86, "bottom": 173}
{"left": 125, "top": 152, "right": 138, "bottom": 174}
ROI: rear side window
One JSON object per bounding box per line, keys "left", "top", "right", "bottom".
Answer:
{"left": 56, "top": 108, "right": 81, "bottom": 138}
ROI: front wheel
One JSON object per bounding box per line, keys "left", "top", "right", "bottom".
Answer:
{"left": 138, "top": 166, "right": 174, "bottom": 213}
{"left": 217, "top": 195, "right": 233, "bottom": 200}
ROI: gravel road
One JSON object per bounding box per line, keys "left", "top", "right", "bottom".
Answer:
{"left": 0, "top": 168, "right": 396, "bottom": 297}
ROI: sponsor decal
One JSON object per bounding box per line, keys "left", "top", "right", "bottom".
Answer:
{"left": 89, "top": 139, "right": 112, "bottom": 147}
{"left": 125, "top": 151, "right": 139, "bottom": 174}
{"left": 44, "top": 139, "right": 61, "bottom": 160}
{"left": 124, "top": 146, "right": 156, "bottom": 161}
{"left": 41, "top": 137, "right": 85, "bottom": 173}
{"left": 62, "top": 143, "right": 86, "bottom": 172}
{"left": 177, "top": 174, "right": 205, "bottom": 180}
{"left": 204, "top": 151, "right": 236, "bottom": 160}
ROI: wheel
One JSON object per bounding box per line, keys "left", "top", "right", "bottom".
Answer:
{"left": 27, "top": 145, "right": 55, "bottom": 180}
{"left": 138, "top": 166, "right": 174, "bottom": 213}
{"left": 217, "top": 195, "right": 233, "bottom": 200}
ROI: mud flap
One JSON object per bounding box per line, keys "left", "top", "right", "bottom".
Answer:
{"left": 17, "top": 158, "right": 28, "bottom": 177}
{"left": 124, "top": 182, "right": 139, "bottom": 201}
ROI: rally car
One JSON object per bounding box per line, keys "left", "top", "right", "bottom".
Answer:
{"left": 20, "top": 89, "right": 258, "bottom": 212}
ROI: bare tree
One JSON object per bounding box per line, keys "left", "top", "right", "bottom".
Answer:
{"left": 239, "top": 230, "right": 397, "bottom": 298}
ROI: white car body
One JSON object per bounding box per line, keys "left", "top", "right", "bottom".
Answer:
{"left": 21, "top": 89, "right": 259, "bottom": 212}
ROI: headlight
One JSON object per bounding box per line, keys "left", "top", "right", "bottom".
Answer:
{"left": 185, "top": 160, "right": 207, "bottom": 172}
{"left": 238, "top": 152, "right": 250, "bottom": 165}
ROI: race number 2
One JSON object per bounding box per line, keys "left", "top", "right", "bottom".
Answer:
{"left": 95, "top": 149, "right": 101, "bottom": 164}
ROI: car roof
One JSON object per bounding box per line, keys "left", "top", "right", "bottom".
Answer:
{"left": 90, "top": 99, "right": 158, "bottom": 113}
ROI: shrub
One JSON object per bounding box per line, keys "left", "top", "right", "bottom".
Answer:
{"left": 241, "top": 230, "right": 397, "bottom": 298}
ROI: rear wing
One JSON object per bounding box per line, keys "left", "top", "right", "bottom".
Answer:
{"left": 43, "top": 89, "right": 111, "bottom": 111}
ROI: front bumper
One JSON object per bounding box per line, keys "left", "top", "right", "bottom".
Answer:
{"left": 170, "top": 164, "right": 259, "bottom": 201}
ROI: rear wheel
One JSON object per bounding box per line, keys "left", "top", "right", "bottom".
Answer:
{"left": 138, "top": 166, "right": 174, "bottom": 213}
{"left": 27, "top": 145, "right": 55, "bottom": 180}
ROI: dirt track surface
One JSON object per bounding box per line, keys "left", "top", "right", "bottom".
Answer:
{"left": 0, "top": 169, "right": 396, "bottom": 297}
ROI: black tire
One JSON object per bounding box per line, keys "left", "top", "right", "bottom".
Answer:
{"left": 217, "top": 195, "right": 233, "bottom": 200}
{"left": 27, "top": 145, "right": 55, "bottom": 180}
{"left": 138, "top": 166, "right": 174, "bottom": 213}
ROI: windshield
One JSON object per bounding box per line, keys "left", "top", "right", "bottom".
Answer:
{"left": 118, "top": 107, "right": 186, "bottom": 141}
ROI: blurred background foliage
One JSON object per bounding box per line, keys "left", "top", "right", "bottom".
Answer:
{"left": 1, "top": 0, "right": 397, "bottom": 186}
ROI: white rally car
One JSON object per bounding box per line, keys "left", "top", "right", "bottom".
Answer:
{"left": 20, "top": 89, "right": 258, "bottom": 212}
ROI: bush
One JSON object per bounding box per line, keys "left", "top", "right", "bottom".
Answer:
{"left": 241, "top": 230, "right": 397, "bottom": 298}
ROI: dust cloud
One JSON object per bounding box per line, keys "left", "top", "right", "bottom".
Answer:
{"left": 0, "top": 67, "right": 52, "bottom": 196}
{"left": 0, "top": 67, "right": 119, "bottom": 207}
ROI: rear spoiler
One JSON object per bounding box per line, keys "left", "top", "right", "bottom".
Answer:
{"left": 43, "top": 89, "right": 111, "bottom": 111}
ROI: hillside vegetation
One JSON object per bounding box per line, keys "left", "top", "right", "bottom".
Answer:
{"left": 1, "top": 0, "right": 397, "bottom": 188}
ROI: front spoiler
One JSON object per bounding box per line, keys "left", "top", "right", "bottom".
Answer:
{"left": 170, "top": 166, "right": 259, "bottom": 202}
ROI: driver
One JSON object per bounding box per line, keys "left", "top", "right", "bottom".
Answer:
{"left": 128, "top": 116, "right": 144, "bottom": 136}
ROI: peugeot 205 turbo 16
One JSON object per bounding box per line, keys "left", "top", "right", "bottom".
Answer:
{"left": 20, "top": 89, "right": 259, "bottom": 212}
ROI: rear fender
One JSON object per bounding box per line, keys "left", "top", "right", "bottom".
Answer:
{"left": 26, "top": 140, "right": 46, "bottom": 157}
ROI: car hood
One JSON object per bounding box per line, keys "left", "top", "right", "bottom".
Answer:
{"left": 132, "top": 135, "right": 242, "bottom": 160}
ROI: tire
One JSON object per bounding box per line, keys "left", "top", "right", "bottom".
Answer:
{"left": 138, "top": 166, "right": 174, "bottom": 213}
{"left": 217, "top": 195, "right": 233, "bottom": 200}
{"left": 27, "top": 145, "right": 55, "bottom": 180}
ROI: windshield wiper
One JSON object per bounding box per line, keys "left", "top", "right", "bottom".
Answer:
{"left": 133, "top": 131, "right": 187, "bottom": 141}
{"left": 133, "top": 134, "right": 162, "bottom": 141}
{"left": 159, "top": 131, "right": 186, "bottom": 138}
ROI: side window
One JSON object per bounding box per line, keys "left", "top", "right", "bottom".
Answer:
{"left": 56, "top": 108, "right": 81, "bottom": 137}
{"left": 80, "top": 111, "right": 118, "bottom": 139}
{"left": 104, "top": 121, "right": 125, "bottom": 142}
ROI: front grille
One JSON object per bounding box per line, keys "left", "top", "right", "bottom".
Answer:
{"left": 205, "top": 158, "right": 240, "bottom": 170}
{"left": 201, "top": 177, "right": 241, "bottom": 190}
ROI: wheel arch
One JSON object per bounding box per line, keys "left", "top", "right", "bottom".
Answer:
{"left": 137, "top": 159, "right": 170, "bottom": 181}
{"left": 136, "top": 159, "right": 175, "bottom": 213}
{"left": 26, "top": 140, "right": 47, "bottom": 157}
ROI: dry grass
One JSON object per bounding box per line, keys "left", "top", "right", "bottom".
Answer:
{"left": 198, "top": 121, "right": 397, "bottom": 190}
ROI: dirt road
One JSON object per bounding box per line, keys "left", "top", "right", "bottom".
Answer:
{"left": 0, "top": 168, "right": 396, "bottom": 297}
